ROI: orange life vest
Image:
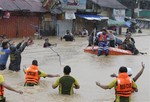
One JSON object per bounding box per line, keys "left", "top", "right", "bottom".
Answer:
{"left": 116, "top": 73, "right": 132, "bottom": 97}
{"left": 0, "top": 85, "right": 4, "bottom": 96}
{"left": 99, "top": 34, "right": 107, "bottom": 42}
{"left": 25, "top": 65, "right": 40, "bottom": 85}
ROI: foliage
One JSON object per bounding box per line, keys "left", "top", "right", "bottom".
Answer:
{"left": 117, "top": 0, "right": 139, "bottom": 9}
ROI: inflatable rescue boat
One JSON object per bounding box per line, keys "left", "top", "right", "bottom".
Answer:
{"left": 84, "top": 46, "right": 132, "bottom": 55}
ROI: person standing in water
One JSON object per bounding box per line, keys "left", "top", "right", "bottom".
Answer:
{"left": 110, "top": 62, "right": 145, "bottom": 82}
{"left": 0, "top": 74, "right": 23, "bottom": 102}
{"left": 96, "top": 66, "right": 138, "bottom": 102}
{"left": 24, "top": 60, "right": 60, "bottom": 86}
{"left": 0, "top": 41, "right": 10, "bottom": 70}
{"left": 52, "top": 65, "right": 80, "bottom": 95}
{"left": 97, "top": 29, "right": 110, "bottom": 56}
{"left": 9, "top": 38, "right": 33, "bottom": 72}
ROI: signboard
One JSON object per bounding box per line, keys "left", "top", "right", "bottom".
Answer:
{"left": 65, "top": 12, "right": 76, "bottom": 19}
{"left": 113, "top": 9, "right": 125, "bottom": 21}
{"left": 60, "top": 0, "right": 86, "bottom": 10}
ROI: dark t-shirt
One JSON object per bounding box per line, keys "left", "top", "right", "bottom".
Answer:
{"left": 43, "top": 42, "right": 51, "bottom": 48}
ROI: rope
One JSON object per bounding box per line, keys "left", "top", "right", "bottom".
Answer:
{"left": 139, "top": 52, "right": 147, "bottom": 55}
{"left": 49, "top": 46, "right": 61, "bottom": 67}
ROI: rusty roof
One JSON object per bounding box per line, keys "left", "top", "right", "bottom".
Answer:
{"left": 91, "top": 0, "right": 127, "bottom": 9}
{"left": 0, "top": 0, "right": 47, "bottom": 12}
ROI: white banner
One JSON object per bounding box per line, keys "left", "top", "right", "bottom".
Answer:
{"left": 113, "top": 9, "right": 125, "bottom": 21}
{"left": 65, "top": 12, "right": 76, "bottom": 19}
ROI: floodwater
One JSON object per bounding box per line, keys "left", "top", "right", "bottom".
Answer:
{"left": 0, "top": 30, "right": 150, "bottom": 102}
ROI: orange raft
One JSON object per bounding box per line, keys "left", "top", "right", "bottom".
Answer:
{"left": 84, "top": 46, "right": 132, "bottom": 55}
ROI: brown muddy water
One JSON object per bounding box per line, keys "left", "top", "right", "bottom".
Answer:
{"left": 0, "top": 32, "right": 150, "bottom": 102}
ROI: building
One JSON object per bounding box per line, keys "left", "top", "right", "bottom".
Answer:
{"left": 57, "top": 0, "right": 87, "bottom": 37}
{"left": 0, "top": 0, "right": 47, "bottom": 38}
{"left": 42, "top": 0, "right": 87, "bottom": 37}
{"left": 118, "top": 0, "right": 150, "bottom": 18}
{"left": 118, "top": 0, "right": 150, "bottom": 29}
{"left": 75, "top": 0, "right": 127, "bottom": 35}
{"left": 42, "top": 0, "right": 127, "bottom": 36}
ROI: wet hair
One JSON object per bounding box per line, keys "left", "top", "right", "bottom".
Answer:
{"left": 63, "top": 65, "right": 71, "bottom": 75}
{"left": 10, "top": 46, "right": 16, "bottom": 52}
{"left": 2, "top": 42, "right": 8, "bottom": 49}
{"left": 119, "top": 66, "right": 127, "bottom": 73}
{"left": 101, "top": 29, "right": 107, "bottom": 32}
{"left": 32, "top": 60, "right": 38, "bottom": 66}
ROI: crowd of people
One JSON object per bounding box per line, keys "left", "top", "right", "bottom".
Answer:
{"left": 57, "top": 28, "right": 139, "bottom": 57}
{"left": 87, "top": 28, "right": 139, "bottom": 56}
{"left": 0, "top": 31, "right": 145, "bottom": 102}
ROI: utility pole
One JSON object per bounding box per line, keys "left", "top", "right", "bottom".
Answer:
{"left": 131, "top": 0, "right": 140, "bottom": 18}
{"left": 131, "top": 0, "right": 136, "bottom": 18}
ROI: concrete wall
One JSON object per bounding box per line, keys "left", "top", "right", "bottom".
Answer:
{"left": 56, "top": 20, "right": 73, "bottom": 37}
{"left": 100, "top": 8, "right": 112, "bottom": 18}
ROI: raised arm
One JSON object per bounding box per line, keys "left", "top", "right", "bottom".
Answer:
{"left": 110, "top": 73, "right": 118, "bottom": 78}
{"left": 1, "top": 82, "right": 23, "bottom": 94}
{"left": 47, "top": 74, "right": 60, "bottom": 78}
{"left": 96, "top": 81, "right": 109, "bottom": 89}
{"left": 39, "top": 70, "right": 60, "bottom": 78}
{"left": 18, "top": 38, "right": 33, "bottom": 53}
{"left": 16, "top": 41, "right": 23, "bottom": 49}
{"left": 18, "top": 42, "right": 28, "bottom": 53}
{"left": 133, "top": 62, "right": 145, "bottom": 82}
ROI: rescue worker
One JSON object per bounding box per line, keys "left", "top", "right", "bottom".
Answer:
{"left": 94, "top": 31, "right": 102, "bottom": 46}
{"left": 97, "top": 29, "right": 109, "bottom": 56}
{"left": 96, "top": 66, "right": 138, "bottom": 102}
{"left": 0, "top": 74, "right": 23, "bottom": 102}
{"left": 110, "top": 62, "right": 145, "bottom": 82}
{"left": 24, "top": 60, "right": 60, "bottom": 86}
{"left": 52, "top": 65, "right": 80, "bottom": 95}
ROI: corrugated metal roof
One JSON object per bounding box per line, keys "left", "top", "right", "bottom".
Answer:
{"left": 26, "top": 0, "right": 47, "bottom": 12}
{"left": 0, "top": 0, "right": 47, "bottom": 12}
{"left": 91, "top": 0, "right": 127, "bottom": 9}
{"left": 0, "top": 0, "right": 19, "bottom": 11}
{"left": 13, "top": 0, "right": 32, "bottom": 11}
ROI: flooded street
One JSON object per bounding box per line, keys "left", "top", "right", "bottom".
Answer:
{"left": 0, "top": 31, "right": 150, "bottom": 102}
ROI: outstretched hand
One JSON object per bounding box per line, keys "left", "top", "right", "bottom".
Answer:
{"left": 141, "top": 62, "right": 145, "bottom": 69}
{"left": 110, "top": 73, "right": 117, "bottom": 77}
{"left": 17, "top": 90, "right": 23, "bottom": 94}
{"left": 23, "top": 68, "right": 26, "bottom": 74}
{"left": 26, "top": 37, "right": 34, "bottom": 46}
{"left": 47, "top": 74, "right": 60, "bottom": 78}
{"left": 55, "top": 74, "right": 60, "bottom": 77}
{"left": 96, "top": 81, "right": 100, "bottom": 86}
{"left": 20, "top": 39, "right": 25, "bottom": 43}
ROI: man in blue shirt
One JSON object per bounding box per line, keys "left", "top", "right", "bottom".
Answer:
{"left": 0, "top": 42, "right": 10, "bottom": 70}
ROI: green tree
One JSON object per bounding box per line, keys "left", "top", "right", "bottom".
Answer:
{"left": 117, "top": 0, "right": 140, "bottom": 18}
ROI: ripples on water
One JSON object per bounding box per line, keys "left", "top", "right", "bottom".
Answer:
{"left": 0, "top": 35, "right": 150, "bottom": 102}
